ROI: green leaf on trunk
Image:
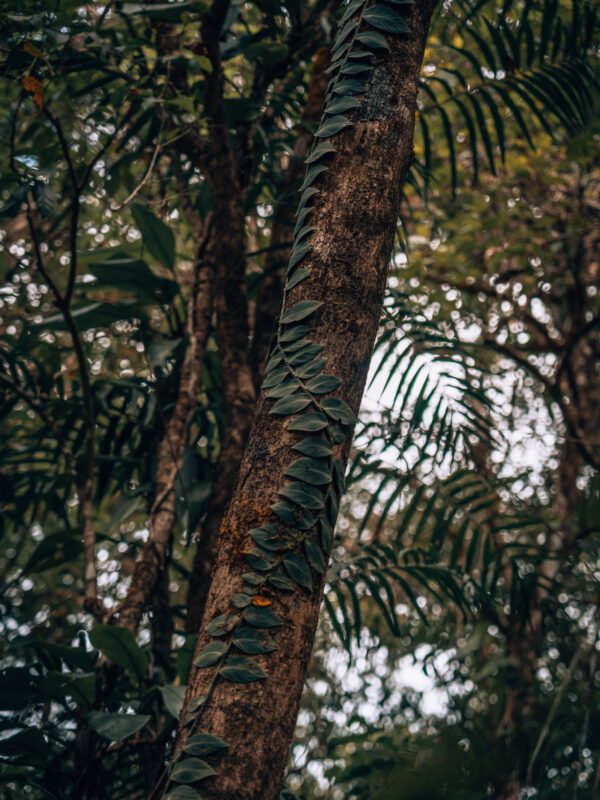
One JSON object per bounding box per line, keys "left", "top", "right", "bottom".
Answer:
{"left": 183, "top": 733, "right": 229, "bottom": 757}
{"left": 194, "top": 640, "right": 228, "bottom": 668}
{"left": 262, "top": 366, "right": 290, "bottom": 389}
{"left": 305, "top": 142, "right": 336, "bottom": 163}
{"left": 288, "top": 343, "right": 324, "bottom": 366}
{"left": 305, "top": 374, "right": 342, "bottom": 394}
{"left": 355, "top": 30, "right": 390, "bottom": 49}
{"left": 233, "top": 593, "right": 252, "bottom": 608}
{"left": 319, "top": 397, "right": 357, "bottom": 424}
{"left": 269, "top": 393, "right": 313, "bottom": 415}
{"left": 320, "top": 518, "right": 333, "bottom": 553}
{"left": 300, "top": 164, "right": 328, "bottom": 191}
{"left": 270, "top": 500, "right": 315, "bottom": 529}
{"left": 295, "top": 358, "right": 326, "bottom": 379}
{"left": 284, "top": 458, "right": 332, "bottom": 486}
{"left": 362, "top": 6, "right": 410, "bottom": 33}
{"left": 292, "top": 437, "right": 333, "bottom": 457}
{"left": 267, "top": 573, "right": 295, "bottom": 591}
{"left": 316, "top": 115, "right": 353, "bottom": 137}
{"left": 280, "top": 324, "right": 310, "bottom": 343}
{"left": 304, "top": 537, "right": 326, "bottom": 574}
{"left": 249, "top": 527, "right": 290, "bottom": 551}
{"left": 333, "top": 458, "right": 346, "bottom": 496}
{"left": 287, "top": 241, "right": 313, "bottom": 272}
{"left": 286, "top": 412, "right": 329, "bottom": 432}
{"left": 333, "top": 79, "right": 366, "bottom": 96}
{"left": 279, "top": 482, "right": 325, "bottom": 510}
{"left": 205, "top": 614, "right": 239, "bottom": 637}
{"left": 285, "top": 268, "right": 310, "bottom": 291}
{"left": 165, "top": 786, "right": 200, "bottom": 800}
{"left": 244, "top": 606, "right": 283, "bottom": 628}
{"left": 171, "top": 758, "right": 217, "bottom": 784}
{"left": 242, "top": 572, "right": 265, "bottom": 585}
{"left": 326, "top": 96, "right": 361, "bottom": 115}
{"left": 280, "top": 300, "right": 323, "bottom": 324}
{"left": 294, "top": 226, "right": 315, "bottom": 242}
{"left": 220, "top": 656, "right": 267, "bottom": 683}
{"left": 282, "top": 553, "right": 313, "bottom": 590}
{"left": 232, "top": 626, "right": 278, "bottom": 654}
{"left": 330, "top": 424, "right": 347, "bottom": 444}
{"left": 297, "top": 187, "right": 319, "bottom": 213}
{"left": 267, "top": 378, "right": 302, "bottom": 399}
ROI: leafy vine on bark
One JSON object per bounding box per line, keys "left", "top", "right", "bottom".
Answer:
{"left": 161, "top": 2, "right": 413, "bottom": 796}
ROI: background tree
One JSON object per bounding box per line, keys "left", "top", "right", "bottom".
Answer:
{"left": 0, "top": 1, "right": 598, "bottom": 799}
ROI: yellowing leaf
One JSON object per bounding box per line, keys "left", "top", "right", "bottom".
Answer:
{"left": 22, "top": 76, "right": 44, "bottom": 115}
{"left": 252, "top": 596, "right": 272, "bottom": 607}
{"left": 23, "top": 42, "right": 45, "bottom": 59}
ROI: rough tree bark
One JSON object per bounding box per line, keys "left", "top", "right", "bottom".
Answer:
{"left": 168, "top": 3, "right": 436, "bottom": 799}
{"left": 185, "top": 40, "right": 331, "bottom": 634}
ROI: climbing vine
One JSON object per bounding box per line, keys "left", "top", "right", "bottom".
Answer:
{"left": 162, "top": 2, "right": 413, "bottom": 796}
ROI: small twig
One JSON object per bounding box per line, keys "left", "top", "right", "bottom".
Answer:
{"left": 526, "top": 640, "right": 585, "bottom": 785}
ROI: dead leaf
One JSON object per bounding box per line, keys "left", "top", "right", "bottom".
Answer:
{"left": 21, "top": 76, "right": 44, "bottom": 115}
{"left": 252, "top": 596, "right": 272, "bottom": 607}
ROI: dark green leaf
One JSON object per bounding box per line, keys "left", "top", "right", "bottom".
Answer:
{"left": 244, "top": 606, "right": 283, "bottom": 628}
{"left": 220, "top": 655, "right": 267, "bottom": 683}
{"left": 87, "top": 712, "right": 150, "bottom": 742}
{"left": 286, "top": 412, "right": 329, "bottom": 431}
{"left": 89, "top": 625, "right": 148, "bottom": 683}
{"left": 280, "top": 300, "right": 323, "bottom": 324}
{"left": 282, "top": 553, "right": 313, "bottom": 590}
{"left": 315, "top": 115, "right": 353, "bottom": 137}
{"left": 285, "top": 268, "right": 310, "bottom": 291}
{"left": 206, "top": 614, "right": 239, "bottom": 637}
{"left": 171, "top": 758, "right": 217, "bottom": 784}
{"left": 194, "top": 640, "right": 228, "bottom": 668}
{"left": 362, "top": 6, "right": 410, "bottom": 33}
{"left": 280, "top": 325, "right": 310, "bottom": 343}
{"left": 284, "top": 458, "right": 332, "bottom": 486}
{"left": 268, "top": 573, "right": 295, "bottom": 591}
{"left": 279, "top": 482, "right": 325, "bottom": 510}
{"left": 131, "top": 203, "right": 175, "bottom": 270}
{"left": 269, "top": 393, "right": 313, "bottom": 415}
{"left": 319, "top": 397, "right": 357, "bottom": 424}
{"left": 295, "top": 358, "right": 326, "bottom": 379}
{"left": 355, "top": 30, "right": 390, "bottom": 49}
{"left": 326, "top": 96, "right": 361, "bottom": 115}
{"left": 305, "top": 374, "right": 342, "bottom": 394}
{"left": 232, "top": 625, "right": 278, "bottom": 654}
{"left": 233, "top": 592, "right": 252, "bottom": 608}
{"left": 159, "top": 685, "right": 187, "bottom": 718}
{"left": 305, "top": 142, "right": 336, "bottom": 163}
{"left": 267, "top": 378, "right": 302, "bottom": 399}
{"left": 292, "top": 437, "right": 333, "bottom": 457}
{"left": 270, "top": 501, "right": 316, "bottom": 530}
{"left": 183, "top": 733, "right": 229, "bottom": 757}
{"left": 165, "top": 786, "right": 201, "bottom": 800}
{"left": 287, "top": 241, "right": 313, "bottom": 272}
{"left": 262, "top": 366, "right": 290, "bottom": 389}
{"left": 300, "top": 164, "right": 328, "bottom": 191}
{"left": 304, "top": 537, "right": 326, "bottom": 573}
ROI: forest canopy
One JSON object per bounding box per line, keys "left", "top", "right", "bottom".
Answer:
{"left": 0, "top": 1, "right": 599, "bottom": 799}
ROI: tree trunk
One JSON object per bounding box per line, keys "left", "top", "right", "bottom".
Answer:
{"left": 163, "top": 4, "right": 436, "bottom": 799}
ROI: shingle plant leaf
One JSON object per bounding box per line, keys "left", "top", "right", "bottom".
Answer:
{"left": 171, "top": 758, "right": 217, "bottom": 784}
{"left": 193, "top": 640, "right": 228, "bottom": 669}
{"left": 183, "top": 733, "right": 229, "bottom": 757}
